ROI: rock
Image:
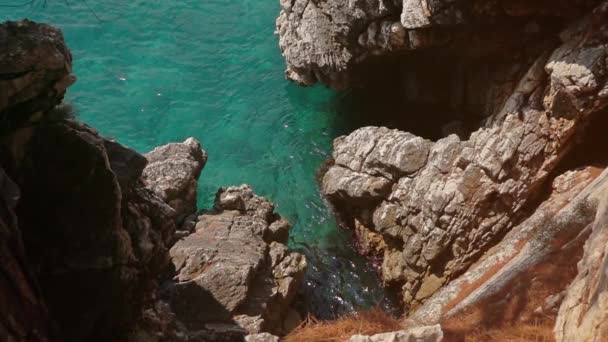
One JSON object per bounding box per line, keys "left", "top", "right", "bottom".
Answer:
{"left": 411, "top": 167, "right": 605, "bottom": 324}
{"left": 0, "top": 20, "right": 186, "bottom": 342}
{"left": 0, "top": 165, "right": 54, "bottom": 342}
{"left": 348, "top": 324, "right": 443, "bottom": 342}
{"left": 104, "top": 139, "right": 148, "bottom": 189}
{"left": 12, "top": 120, "right": 177, "bottom": 341}
{"left": 143, "top": 137, "right": 207, "bottom": 222}
{"left": 245, "top": 333, "right": 280, "bottom": 342}
{"left": 554, "top": 180, "right": 608, "bottom": 341}
{"left": 167, "top": 185, "right": 306, "bottom": 336}
{"left": 0, "top": 20, "right": 75, "bottom": 123}
{"left": 321, "top": 5, "right": 608, "bottom": 310}
{"left": 276, "top": 0, "right": 598, "bottom": 88}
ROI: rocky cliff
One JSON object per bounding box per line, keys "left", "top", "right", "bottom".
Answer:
{"left": 278, "top": 0, "right": 608, "bottom": 340}
{"left": 1, "top": 20, "right": 304, "bottom": 342}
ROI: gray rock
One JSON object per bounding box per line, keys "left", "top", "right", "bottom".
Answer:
{"left": 245, "top": 333, "right": 280, "bottom": 342}
{"left": 321, "top": 6, "right": 608, "bottom": 310}
{"left": 555, "top": 171, "right": 608, "bottom": 341}
{"left": 143, "top": 137, "right": 207, "bottom": 222}
{"left": 411, "top": 167, "right": 605, "bottom": 324}
{"left": 275, "top": 0, "right": 596, "bottom": 89}
{"left": 167, "top": 185, "right": 306, "bottom": 335}
{"left": 349, "top": 324, "right": 443, "bottom": 342}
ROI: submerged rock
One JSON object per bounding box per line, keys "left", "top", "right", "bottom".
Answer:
{"left": 167, "top": 185, "right": 307, "bottom": 336}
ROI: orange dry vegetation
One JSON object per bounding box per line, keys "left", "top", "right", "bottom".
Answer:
{"left": 284, "top": 308, "right": 403, "bottom": 342}
{"left": 285, "top": 226, "right": 587, "bottom": 342}
{"left": 443, "top": 319, "right": 554, "bottom": 342}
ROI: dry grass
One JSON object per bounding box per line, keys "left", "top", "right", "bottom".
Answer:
{"left": 443, "top": 314, "right": 555, "bottom": 342}
{"left": 446, "top": 322, "right": 555, "bottom": 342}
{"left": 284, "top": 308, "right": 402, "bottom": 342}
{"left": 285, "top": 214, "right": 589, "bottom": 342}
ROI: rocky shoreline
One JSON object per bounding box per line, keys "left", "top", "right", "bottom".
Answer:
{"left": 0, "top": 20, "right": 304, "bottom": 342}
{"left": 3, "top": 0, "right": 608, "bottom": 340}
{"left": 278, "top": 0, "right": 608, "bottom": 340}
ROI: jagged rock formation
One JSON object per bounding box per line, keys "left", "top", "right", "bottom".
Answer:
{"left": 554, "top": 183, "right": 608, "bottom": 342}
{"left": 410, "top": 166, "right": 606, "bottom": 323}
{"left": 143, "top": 138, "right": 207, "bottom": 223}
{"left": 1, "top": 19, "right": 75, "bottom": 342}
{"left": 320, "top": 0, "right": 608, "bottom": 314}
{"left": 276, "top": 0, "right": 602, "bottom": 90}
{"left": 13, "top": 120, "right": 179, "bottom": 342}
{"left": 166, "top": 185, "right": 307, "bottom": 336}
{"left": 1, "top": 19, "right": 304, "bottom": 342}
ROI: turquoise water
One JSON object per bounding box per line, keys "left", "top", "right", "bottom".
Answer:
{"left": 2, "top": 0, "right": 390, "bottom": 317}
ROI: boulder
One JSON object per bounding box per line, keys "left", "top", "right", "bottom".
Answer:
{"left": 0, "top": 166, "right": 54, "bottom": 342}
{"left": 166, "top": 185, "right": 307, "bottom": 336}
{"left": 143, "top": 137, "right": 207, "bottom": 222}
{"left": 0, "top": 20, "right": 74, "bottom": 123}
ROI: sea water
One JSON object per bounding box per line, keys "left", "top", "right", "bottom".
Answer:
{"left": 1, "top": 0, "right": 389, "bottom": 317}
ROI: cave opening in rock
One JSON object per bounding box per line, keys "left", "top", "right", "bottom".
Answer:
{"left": 331, "top": 14, "right": 574, "bottom": 142}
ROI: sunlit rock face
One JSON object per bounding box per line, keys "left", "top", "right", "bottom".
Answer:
{"left": 320, "top": 1, "right": 608, "bottom": 314}
{"left": 167, "top": 184, "right": 307, "bottom": 336}
{"left": 276, "top": 0, "right": 601, "bottom": 90}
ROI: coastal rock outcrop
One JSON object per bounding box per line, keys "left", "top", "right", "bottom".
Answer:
{"left": 554, "top": 184, "right": 608, "bottom": 342}
{"left": 276, "top": 0, "right": 602, "bottom": 90}
{"left": 411, "top": 166, "right": 606, "bottom": 324}
{"left": 321, "top": 1, "right": 608, "bottom": 312}
{"left": 13, "top": 120, "right": 178, "bottom": 341}
{"left": 0, "top": 19, "right": 72, "bottom": 342}
{"left": 166, "top": 185, "right": 307, "bottom": 336}
{"left": 143, "top": 138, "right": 207, "bottom": 222}
{"left": 2, "top": 19, "right": 305, "bottom": 342}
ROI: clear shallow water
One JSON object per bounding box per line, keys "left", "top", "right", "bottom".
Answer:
{"left": 2, "top": 0, "right": 390, "bottom": 317}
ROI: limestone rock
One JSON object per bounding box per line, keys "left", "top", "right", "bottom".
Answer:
{"left": 167, "top": 185, "right": 307, "bottom": 336}
{"left": 276, "top": 0, "right": 598, "bottom": 88}
{"left": 554, "top": 181, "right": 608, "bottom": 341}
{"left": 12, "top": 121, "right": 178, "bottom": 341}
{"left": 143, "top": 137, "right": 207, "bottom": 222}
{"left": 411, "top": 167, "right": 605, "bottom": 324}
{"left": 321, "top": 5, "right": 608, "bottom": 309}
{"left": 245, "top": 333, "right": 280, "bottom": 342}
{"left": 349, "top": 324, "right": 443, "bottom": 342}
